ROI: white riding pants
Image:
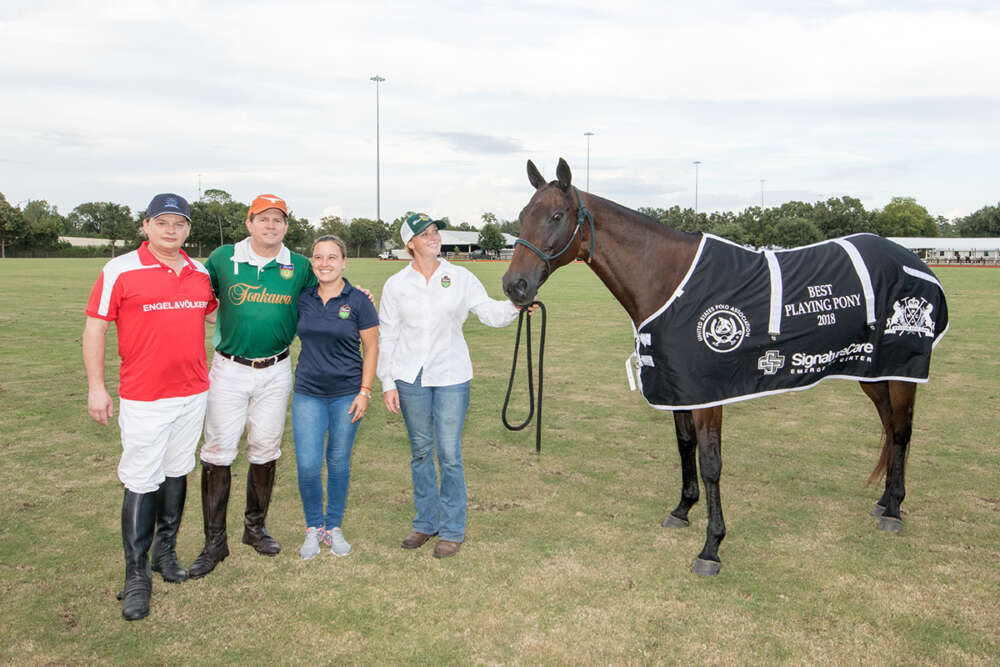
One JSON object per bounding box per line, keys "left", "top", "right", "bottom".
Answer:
{"left": 118, "top": 391, "right": 208, "bottom": 493}
{"left": 200, "top": 353, "right": 292, "bottom": 466}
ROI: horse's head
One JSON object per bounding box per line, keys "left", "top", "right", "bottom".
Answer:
{"left": 502, "top": 158, "right": 589, "bottom": 306}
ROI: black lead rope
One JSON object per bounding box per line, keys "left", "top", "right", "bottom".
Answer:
{"left": 501, "top": 301, "right": 546, "bottom": 452}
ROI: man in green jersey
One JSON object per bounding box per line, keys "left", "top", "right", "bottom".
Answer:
{"left": 189, "top": 194, "right": 315, "bottom": 577}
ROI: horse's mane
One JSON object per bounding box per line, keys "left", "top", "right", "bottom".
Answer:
{"left": 582, "top": 190, "right": 700, "bottom": 242}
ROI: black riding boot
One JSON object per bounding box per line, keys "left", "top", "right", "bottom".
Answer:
{"left": 118, "top": 489, "right": 156, "bottom": 621}
{"left": 150, "top": 475, "right": 188, "bottom": 583}
{"left": 242, "top": 461, "right": 281, "bottom": 556}
{"left": 188, "top": 462, "right": 231, "bottom": 579}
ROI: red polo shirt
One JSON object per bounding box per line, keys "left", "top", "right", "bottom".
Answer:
{"left": 86, "top": 242, "right": 218, "bottom": 401}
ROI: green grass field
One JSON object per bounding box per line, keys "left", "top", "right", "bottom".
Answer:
{"left": 1, "top": 258, "right": 997, "bottom": 665}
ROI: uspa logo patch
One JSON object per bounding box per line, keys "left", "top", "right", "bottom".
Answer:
{"left": 696, "top": 304, "right": 750, "bottom": 353}
{"left": 279, "top": 263, "right": 294, "bottom": 280}
{"left": 884, "top": 297, "right": 935, "bottom": 337}
{"left": 338, "top": 304, "right": 351, "bottom": 319}
{"left": 440, "top": 275, "right": 451, "bottom": 288}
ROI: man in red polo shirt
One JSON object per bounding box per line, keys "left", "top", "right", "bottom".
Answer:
{"left": 83, "top": 193, "right": 217, "bottom": 621}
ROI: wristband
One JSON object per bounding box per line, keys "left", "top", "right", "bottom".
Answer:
{"left": 359, "top": 388, "right": 372, "bottom": 398}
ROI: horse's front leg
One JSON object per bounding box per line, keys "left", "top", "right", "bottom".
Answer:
{"left": 692, "top": 407, "right": 725, "bottom": 576}
{"left": 662, "top": 410, "right": 698, "bottom": 528}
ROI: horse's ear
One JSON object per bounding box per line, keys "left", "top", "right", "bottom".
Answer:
{"left": 527, "top": 160, "right": 546, "bottom": 190}
{"left": 556, "top": 158, "right": 572, "bottom": 191}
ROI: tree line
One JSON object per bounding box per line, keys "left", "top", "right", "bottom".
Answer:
{"left": 2, "top": 188, "right": 998, "bottom": 259}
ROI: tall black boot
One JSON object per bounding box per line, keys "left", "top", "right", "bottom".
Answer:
{"left": 242, "top": 461, "right": 281, "bottom": 556}
{"left": 118, "top": 489, "right": 156, "bottom": 621}
{"left": 150, "top": 475, "right": 188, "bottom": 583}
{"left": 188, "top": 462, "right": 231, "bottom": 579}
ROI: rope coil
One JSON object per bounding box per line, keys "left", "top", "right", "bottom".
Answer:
{"left": 501, "top": 301, "right": 546, "bottom": 452}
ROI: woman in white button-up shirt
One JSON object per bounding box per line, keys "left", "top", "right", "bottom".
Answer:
{"left": 377, "top": 213, "right": 533, "bottom": 559}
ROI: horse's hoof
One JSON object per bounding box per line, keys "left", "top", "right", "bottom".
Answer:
{"left": 877, "top": 516, "right": 903, "bottom": 533}
{"left": 870, "top": 503, "right": 886, "bottom": 517}
{"left": 661, "top": 515, "right": 690, "bottom": 529}
{"left": 691, "top": 558, "right": 721, "bottom": 577}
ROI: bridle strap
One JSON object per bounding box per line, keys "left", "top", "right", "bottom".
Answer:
{"left": 514, "top": 186, "right": 595, "bottom": 273}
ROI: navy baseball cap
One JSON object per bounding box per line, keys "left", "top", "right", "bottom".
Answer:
{"left": 146, "top": 193, "right": 191, "bottom": 221}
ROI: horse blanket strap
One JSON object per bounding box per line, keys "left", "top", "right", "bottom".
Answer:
{"left": 628, "top": 233, "right": 949, "bottom": 410}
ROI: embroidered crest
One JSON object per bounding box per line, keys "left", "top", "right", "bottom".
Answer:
{"left": 441, "top": 275, "right": 452, "bottom": 288}
{"left": 884, "top": 297, "right": 935, "bottom": 337}
{"left": 279, "top": 263, "right": 294, "bottom": 279}
{"left": 338, "top": 304, "right": 351, "bottom": 319}
{"left": 757, "top": 350, "right": 786, "bottom": 375}
{"left": 696, "top": 304, "right": 750, "bottom": 353}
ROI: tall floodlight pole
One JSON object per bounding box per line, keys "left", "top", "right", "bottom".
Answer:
{"left": 693, "top": 160, "right": 702, "bottom": 213}
{"left": 371, "top": 75, "right": 386, "bottom": 224}
{"left": 584, "top": 132, "right": 594, "bottom": 191}
{"left": 760, "top": 179, "right": 766, "bottom": 208}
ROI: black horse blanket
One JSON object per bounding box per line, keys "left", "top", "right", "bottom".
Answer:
{"left": 631, "top": 233, "right": 949, "bottom": 410}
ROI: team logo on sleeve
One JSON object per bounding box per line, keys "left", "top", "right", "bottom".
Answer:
{"left": 338, "top": 305, "right": 351, "bottom": 319}
{"left": 279, "top": 264, "right": 294, "bottom": 279}
{"left": 440, "top": 275, "right": 452, "bottom": 288}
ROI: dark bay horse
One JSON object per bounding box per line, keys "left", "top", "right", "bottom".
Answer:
{"left": 502, "top": 158, "right": 946, "bottom": 576}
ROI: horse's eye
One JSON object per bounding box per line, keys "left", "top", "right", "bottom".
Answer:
{"left": 550, "top": 211, "right": 563, "bottom": 223}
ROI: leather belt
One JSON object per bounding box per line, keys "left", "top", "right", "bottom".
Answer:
{"left": 218, "top": 349, "right": 290, "bottom": 369}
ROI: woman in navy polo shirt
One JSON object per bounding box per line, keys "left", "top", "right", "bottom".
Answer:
{"left": 292, "top": 235, "right": 379, "bottom": 559}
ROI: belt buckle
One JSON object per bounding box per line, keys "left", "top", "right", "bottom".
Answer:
{"left": 251, "top": 358, "right": 268, "bottom": 369}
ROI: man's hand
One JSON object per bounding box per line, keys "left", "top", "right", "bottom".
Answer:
{"left": 88, "top": 386, "right": 114, "bottom": 426}
{"left": 356, "top": 286, "right": 375, "bottom": 304}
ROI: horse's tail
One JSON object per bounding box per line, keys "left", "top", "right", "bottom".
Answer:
{"left": 866, "top": 428, "right": 892, "bottom": 485}
{"left": 866, "top": 424, "right": 911, "bottom": 485}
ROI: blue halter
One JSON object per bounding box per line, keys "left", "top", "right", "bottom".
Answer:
{"left": 514, "top": 186, "right": 595, "bottom": 274}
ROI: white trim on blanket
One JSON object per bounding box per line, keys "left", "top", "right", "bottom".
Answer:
{"left": 641, "top": 372, "right": 932, "bottom": 412}
{"left": 832, "top": 238, "right": 877, "bottom": 325}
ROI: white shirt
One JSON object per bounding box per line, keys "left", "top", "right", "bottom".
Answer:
{"left": 377, "top": 258, "right": 519, "bottom": 390}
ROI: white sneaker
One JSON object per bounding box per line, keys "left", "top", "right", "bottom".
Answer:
{"left": 324, "top": 527, "right": 352, "bottom": 556}
{"left": 299, "top": 527, "right": 322, "bottom": 560}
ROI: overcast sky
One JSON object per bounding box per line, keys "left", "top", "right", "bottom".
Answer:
{"left": 2, "top": 1, "right": 997, "bottom": 228}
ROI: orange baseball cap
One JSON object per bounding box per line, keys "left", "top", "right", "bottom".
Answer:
{"left": 247, "top": 194, "right": 288, "bottom": 221}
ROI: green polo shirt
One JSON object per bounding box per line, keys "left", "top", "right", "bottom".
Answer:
{"left": 206, "top": 239, "right": 316, "bottom": 358}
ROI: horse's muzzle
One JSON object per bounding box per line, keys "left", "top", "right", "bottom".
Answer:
{"left": 502, "top": 275, "right": 536, "bottom": 307}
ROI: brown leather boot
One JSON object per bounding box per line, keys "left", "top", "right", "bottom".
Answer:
{"left": 242, "top": 461, "right": 281, "bottom": 556}
{"left": 433, "top": 540, "right": 462, "bottom": 559}
{"left": 401, "top": 531, "right": 436, "bottom": 549}
{"left": 188, "top": 462, "right": 231, "bottom": 579}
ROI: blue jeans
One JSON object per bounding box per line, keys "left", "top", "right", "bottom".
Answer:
{"left": 396, "top": 371, "right": 471, "bottom": 542}
{"left": 291, "top": 392, "right": 361, "bottom": 529}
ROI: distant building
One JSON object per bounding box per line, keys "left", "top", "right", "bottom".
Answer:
{"left": 382, "top": 230, "right": 517, "bottom": 260}
{"left": 60, "top": 236, "right": 126, "bottom": 248}
{"left": 889, "top": 237, "right": 1000, "bottom": 264}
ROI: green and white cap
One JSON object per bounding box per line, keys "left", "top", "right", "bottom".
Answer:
{"left": 401, "top": 212, "right": 447, "bottom": 245}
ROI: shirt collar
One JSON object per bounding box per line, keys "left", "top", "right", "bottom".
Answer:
{"left": 138, "top": 241, "right": 193, "bottom": 270}
{"left": 233, "top": 237, "right": 291, "bottom": 265}
{"left": 406, "top": 257, "right": 451, "bottom": 279}
{"left": 306, "top": 277, "right": 354, "bottom": 300}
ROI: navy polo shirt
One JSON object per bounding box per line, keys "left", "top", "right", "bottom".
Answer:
{"left": 294, "top": 279, "right": 379, "bottom": 398}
